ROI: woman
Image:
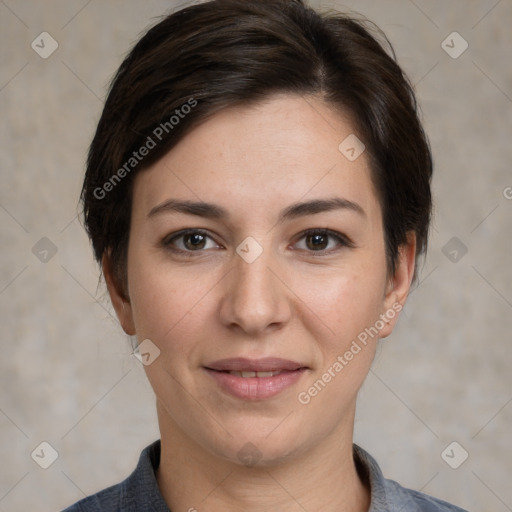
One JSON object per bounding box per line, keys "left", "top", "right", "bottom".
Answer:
{"left": 64, "top": 0, "right": 468, "bottom": 510}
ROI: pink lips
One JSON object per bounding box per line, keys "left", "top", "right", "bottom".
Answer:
{"left": 204, "top": 357, "right": 307, "bottom": 400}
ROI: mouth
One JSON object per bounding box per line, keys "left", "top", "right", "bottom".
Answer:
{"left": 204, "top": 358, "right": 308, "bottom": 400}
{"left": 221, "top": 370, "right": 286, "bottom": 378}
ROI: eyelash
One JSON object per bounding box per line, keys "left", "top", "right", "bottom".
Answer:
{"left": 162, "top": 228, "right": 355, "bottom": 257}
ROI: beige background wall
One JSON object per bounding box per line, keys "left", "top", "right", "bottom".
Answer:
{"left": 1, "top": 1, "right": 511, "bottom": 511}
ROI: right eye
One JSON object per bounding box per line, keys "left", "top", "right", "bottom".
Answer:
{"left": 163, "top": 229, "right": 222, "bottom": 254}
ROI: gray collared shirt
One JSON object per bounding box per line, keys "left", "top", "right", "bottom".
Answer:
{"left": 62, "top": 440, "right": 469, "bottom": 511}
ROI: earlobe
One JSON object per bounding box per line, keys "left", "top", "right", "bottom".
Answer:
{"left": 102, "top": 254, "right": 136, "bottom": 335}
{"left": 379, "top": 232, "right": 416, "bottom": 339}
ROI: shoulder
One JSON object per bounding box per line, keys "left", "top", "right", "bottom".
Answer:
{"left": 61, "top": 481, "right": 128, "bottom": 511}
{"left": 353, "top": 444, "right": 469, "bottom": 512}
{"left": 383, "top": 477, "right": 469, "bottom": 511}
{"left": 61, "top": 440, "right": 168, "bottom": 512}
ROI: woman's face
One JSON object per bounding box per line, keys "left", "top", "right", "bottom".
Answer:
{"left": 107, "top": 94, "right": 415, "bottom": 466}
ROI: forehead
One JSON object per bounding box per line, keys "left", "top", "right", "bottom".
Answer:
{"left": 132, "top": 94, "right": 381, "bottom": 225}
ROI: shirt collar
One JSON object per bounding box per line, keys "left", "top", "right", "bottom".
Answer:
{"left": 129, "top": 440, "right": 419, "bottom": 511}
{"left": 353, "top": 444, "right": 426, "bottom": 511}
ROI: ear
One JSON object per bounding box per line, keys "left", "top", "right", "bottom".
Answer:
{"left": 379, "top": 232, "right": 416, "bottom": 339}
{"left": 102, "top": 253, "right": 136, "bottom": 335}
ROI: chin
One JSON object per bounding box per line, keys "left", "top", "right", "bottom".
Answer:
{"left": 203, "top": 423, "right": 316, "bottom": 470}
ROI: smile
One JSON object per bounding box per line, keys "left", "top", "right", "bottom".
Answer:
{"left": 204, "top": 358, "right": 308, "bottom": 400}
{"left": 226, "top": 370, "right": 284, "bottom": 378}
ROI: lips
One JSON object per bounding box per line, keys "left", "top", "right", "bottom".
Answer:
{"left": 227, "top": 370, "right": 284, "bottom": 378}
{"left": 205, "top": 357, "right": 305, "bottom": 373}
{"left": 204, "top": 358, "right": 308, "bottom": 400}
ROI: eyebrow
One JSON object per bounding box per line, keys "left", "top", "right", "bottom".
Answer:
{"left": 147, "top": 197, "right": 366, "bottom": 221}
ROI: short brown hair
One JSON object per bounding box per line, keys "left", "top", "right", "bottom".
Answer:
{"left": 81, "top": 0, "right": 432, "bottom": 290}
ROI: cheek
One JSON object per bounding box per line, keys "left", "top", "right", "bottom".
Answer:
{"left": 127, "top": 254, "right": 221, "bottom": 353}
{"left": 129, "top": 272, "right": 176, "bottom": 339}
{"left": 293, "top": 264, "right": 387, "bottom": 347}
{"left": 293, "top": 270, "right": 384, "bottom": 415}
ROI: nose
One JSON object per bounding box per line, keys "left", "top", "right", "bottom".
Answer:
{"left": 218, "top": 245, "right": 292, "bottom": 336}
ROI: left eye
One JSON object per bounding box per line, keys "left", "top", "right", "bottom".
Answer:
{"left": 294, "top": 229, "right": 351, "bottom": 252}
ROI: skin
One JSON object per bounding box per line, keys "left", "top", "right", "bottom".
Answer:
{"left": 104, "top": 93, "right": 416, "bottom": 512}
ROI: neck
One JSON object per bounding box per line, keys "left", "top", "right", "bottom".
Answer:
{"left": 155, "top": 400, "right": 370, "bottom": 512}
